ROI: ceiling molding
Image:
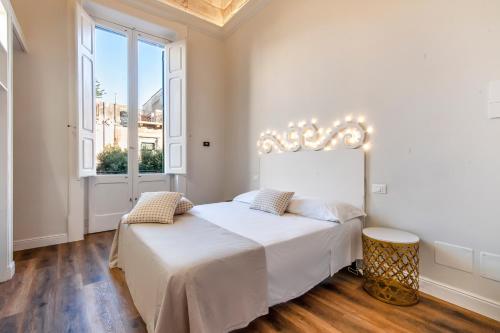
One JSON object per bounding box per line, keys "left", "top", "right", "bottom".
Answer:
{"left": 221, "top": 0, "right": 271, "bottom": 36}
{"left": 154, "top": 0, "right": 252, "bottom": 27}
{"left": 86, "top": 0, "right": 271, "bottom": 39}
{"left": 156, "top": 0, "right": 224, "bottom": 26}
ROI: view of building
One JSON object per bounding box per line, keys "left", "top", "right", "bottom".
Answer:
{"left": 95, "top": 88, "right": 164, "bottom": 174}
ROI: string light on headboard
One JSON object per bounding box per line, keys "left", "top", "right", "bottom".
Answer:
{"left": 257, "top": 116, "right": 373, "bottom": 154}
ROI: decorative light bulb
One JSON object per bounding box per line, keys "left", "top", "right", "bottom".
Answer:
{"left": 260, "top": 132, "right": 264, "bottom": 137}
{"left": 266, "top": 129, "right": 271, "bottom": 134}
{"left": 298, "top": 121, "right": 306, "bottom": 128}
{"left": 311, "top": 118, "right": 318, "bottom": 124}
{"left": 334, "top": 120, "right": 341, "bottom": 127}
{"left": 326, "top": 128, "right": 332, "bottom": 134}
{"left": 345, "top": 115, "right": 352, "bottom": 122}
{"left": 358, "top": 116, "right": 365, "bottom": 123}
{"left": 288, "top": 122, "right": 295, "bottom": 128}
{"left": 367, "top": 126, "right": 374, "bottom": 134}
{"left": 331, "top": 139, "right": 337, "bottom": 145}
{"left": 363, "top": 143, "right": 371, "bottom": 151}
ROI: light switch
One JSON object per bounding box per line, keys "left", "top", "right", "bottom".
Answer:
{"left": 371, "top": 184, "right": 387, "bottom": 194}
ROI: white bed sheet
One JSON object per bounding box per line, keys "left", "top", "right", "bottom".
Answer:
{"left": 190, "top": 201, "right": 363, "bottom": 306}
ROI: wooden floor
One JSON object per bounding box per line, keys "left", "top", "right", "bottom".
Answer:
{"left": 1, "top": 232, "right": 499, "bottom": 333}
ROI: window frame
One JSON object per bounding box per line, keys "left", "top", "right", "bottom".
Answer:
{"left": 93, "top": 19, "right": 170, "bottom": 178}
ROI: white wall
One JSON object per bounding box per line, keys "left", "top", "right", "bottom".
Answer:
{"left": 12, "top": 0, "right": 71, "bottom": 240}
{"left": 186, "top": 29, "right": 226, "bottom": 204}
{"left": 12, "top": 0, "right": 227, "bottom": 242}
{"left": 224, "top": 0, "right": 500, "bottom": 304}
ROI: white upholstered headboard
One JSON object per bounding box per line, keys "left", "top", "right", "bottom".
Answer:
{"left": 259, "top": 149, "right": 365, "bottom": 209}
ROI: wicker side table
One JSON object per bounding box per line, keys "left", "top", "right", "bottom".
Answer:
{"left": 362, "top": 227, "right": 420, "bottom": 306}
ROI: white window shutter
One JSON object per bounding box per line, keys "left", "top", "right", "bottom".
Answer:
{"left": 76, "top": 5, "right": 96, "bottom": 177}
{"left": 165, "top": 40, "right": 187, "bottom": 175}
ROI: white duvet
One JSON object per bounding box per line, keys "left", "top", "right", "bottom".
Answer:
{"left": 190, "top": 201, "right": 363, "bottom": 306}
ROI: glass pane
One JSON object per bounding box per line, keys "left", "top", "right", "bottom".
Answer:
{"left": 95, "top": 27, "right": 128, "bottom": 175}
{"left": 138, "top": 39, "right": 164, "bottom": 174}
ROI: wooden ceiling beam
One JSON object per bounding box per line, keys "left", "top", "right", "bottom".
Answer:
{"left": 157, "top": 0, "right": 251, "bottom": 26}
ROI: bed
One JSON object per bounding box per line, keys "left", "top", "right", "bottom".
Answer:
{"left": 110, "top": 149, "right": 365, "bottom": 333}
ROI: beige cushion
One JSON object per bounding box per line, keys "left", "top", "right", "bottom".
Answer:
{"left": 175, "top": 197, "right": 194, "bottom": 215}
{"left": 126, "top": 191, "right": 182, "bottom": 224}
{"left": 250, "top": 189, "right": 295, "bottom": 215}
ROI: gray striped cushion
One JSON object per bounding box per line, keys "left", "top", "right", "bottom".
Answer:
{"left": 175, "top": 197, "right": 194, "bottom": 215}
{"left": 250, "top": 189, "right": 295, "bottom": 215}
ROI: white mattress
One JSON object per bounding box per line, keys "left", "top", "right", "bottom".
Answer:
{"left": 190, "top": 201, "right": 362, "bottom": 306}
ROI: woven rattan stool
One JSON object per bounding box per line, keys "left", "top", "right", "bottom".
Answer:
{"left": 362, "top": 227, "right": 420, "bottom": 306}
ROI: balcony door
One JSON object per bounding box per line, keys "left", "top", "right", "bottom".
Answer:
{"left": 88, "top": 22, "right": 170, "bottom": 233}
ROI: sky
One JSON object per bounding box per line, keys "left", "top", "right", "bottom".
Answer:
{"left": 95, "top": 26, "right": 164, "bottom": 107}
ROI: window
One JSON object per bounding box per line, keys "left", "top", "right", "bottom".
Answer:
{"left": 94, "top": 26, "right": 128, "bottom": 175}
{"left": 141, "top": 142, "right": 156, "bottom": 151}
{"left": 76, "top": 6, "right": 186, "bottom": 178}
{"left": 138, "top": 38, "right": 165, "bottom": 174}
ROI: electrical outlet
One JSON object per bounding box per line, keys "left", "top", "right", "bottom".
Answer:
{"left": 371, "top": 184, "right": 387, "bottom": 194}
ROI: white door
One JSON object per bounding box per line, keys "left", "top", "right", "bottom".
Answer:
{"left": 88, "top": 22, "right": 173, "bottom": 233}
{"left": 88, "top": 22, "right": 133, "bottom": 233}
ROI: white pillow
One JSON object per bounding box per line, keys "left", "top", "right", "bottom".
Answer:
{"left": 233, "top": 190, "right": 259, "bottom": 204}
{"left": 286, "top": 195, "right": 366, "bottom": 223}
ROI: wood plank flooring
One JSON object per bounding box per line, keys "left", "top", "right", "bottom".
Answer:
{"left": 1, "top": 231, "right": 499, "bottom": 333}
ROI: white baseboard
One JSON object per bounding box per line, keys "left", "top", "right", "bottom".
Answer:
{"left": 420, "top": 276, "right": 500, "bottom": 321}
{"left": 13, "top": 233, "right": 68, "bottom": 251}
{"left": 0, "top": 261, "right": 15, "bottom": 282}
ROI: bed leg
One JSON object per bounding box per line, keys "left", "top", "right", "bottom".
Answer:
{"left": 348, "top": 260, "right": 364, "bottom": 276}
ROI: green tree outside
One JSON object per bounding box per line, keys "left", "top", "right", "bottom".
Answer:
{"left": 96, "top": 145, "right": 128, "bottom": 174}
{"left": 139, "top": 148, "right": 164, "bottom": 173}
{"left": 97, "top": 145, "right": 164, "bottom": 174}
